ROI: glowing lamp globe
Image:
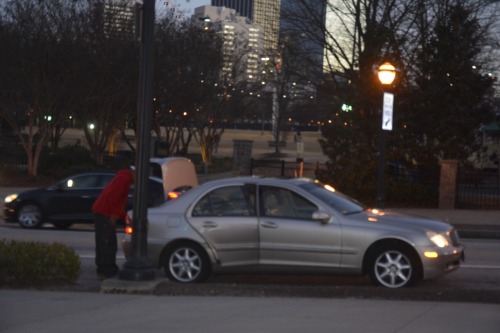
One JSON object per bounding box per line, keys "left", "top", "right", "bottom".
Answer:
{"left": 378, "top": 62, "right": 396, "bottom": 85}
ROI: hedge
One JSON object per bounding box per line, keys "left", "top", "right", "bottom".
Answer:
{"left": 0, "top": 240, "right": 81, "bottom": 287}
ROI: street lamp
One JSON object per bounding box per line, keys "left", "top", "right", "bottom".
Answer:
{"left": 119, "top": 0, "right": 156, "bottom": 281}
{"left": 378, "top": 62, "right": 396, "bottom": 85}
{"left": 376, "top": 62, "right": 396, "bottom": 208}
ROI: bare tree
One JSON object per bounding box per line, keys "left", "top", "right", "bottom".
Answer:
{"left": 0, "top": 0, "right": 83, "bottom": 176}
{"left": 70, "top": 0, "right": 138, "bottom": 164}
{"left": 152, "top": 19, "right": 203, "bottom": 157}
{"left": 282, "top": 0, "right": 499, "bottom": 202}
{"left": 153, "top": 16, "right": 253, "bottom": 169}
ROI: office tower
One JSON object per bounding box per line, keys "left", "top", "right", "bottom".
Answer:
{"left": 193, "top": 6, "right": 264, "bottom": 82}
{"left": 103, "top": 0, "right": 136, "bottom": 39}
{"left": 280, "top": 0, "right": 326, "bottom": 77}
{"left": 212, "top": 0, "right": 281, "bottom": 51}
{"left": 211, "top": 0, "right": 253, "bottom": 18}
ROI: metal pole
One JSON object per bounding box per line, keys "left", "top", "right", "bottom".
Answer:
{"left": 376, "top": 63, "right": 395, "bottom": 208}
{"left": 376, "top": 127, "right": 386, "bottom": 208}
{"left": 119, "top": 0, "right": 156, "bottom": 281}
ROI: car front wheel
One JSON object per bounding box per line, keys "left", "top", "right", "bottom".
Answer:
{"left": 369, "top": 245, "right": 420, "bottom": 288}
{"left": 17, "top": 204, "right": 43, "bottom": 229}
{"left": 163, "top": 243, "right": 211, "bottom": 283}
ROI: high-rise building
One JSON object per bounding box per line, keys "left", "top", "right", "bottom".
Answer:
{"left": 103, "top": 0, "right": 136, "bottom": 40}
{"left": 280, "top": 0, "right": 326, "bottom": 77}
{"left": 211, "top": 0, "right": 253, "bottom": 18}
{"left": 193, "top": 6, "right": 264, "bottom": 82}
{"left": 211, "top": 0, "right": 281, "bottom": 52}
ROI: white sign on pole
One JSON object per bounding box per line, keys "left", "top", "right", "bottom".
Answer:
{"left": 382, "top": 92, "right": 394, "bottom": 131}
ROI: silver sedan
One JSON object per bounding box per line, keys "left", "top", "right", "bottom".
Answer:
{"left": 121, "top": 177, "right": 464, "bottom": 288}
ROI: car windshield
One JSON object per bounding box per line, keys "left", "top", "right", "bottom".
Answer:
{"left": 299, "top": 181, "right": 366, "bottom": 215}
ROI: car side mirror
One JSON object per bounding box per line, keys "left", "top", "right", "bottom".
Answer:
{"left": 312, "top": 211, "right": 331, "bottom": 224}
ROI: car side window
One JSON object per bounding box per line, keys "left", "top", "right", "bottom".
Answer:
{"left": 289, "top": 191, "right": 318, "bottom": 219}
{"left": 261, "top": 186, "right": 317, "bottom": 220}
{"left": 192, "top": 186, "right": 255, "bottom": 217}
{"left": 62, "top": 175, "right": 98, "bottom": 189}
{"left": 96, "top": 175, "right": 114, "bottom": 188}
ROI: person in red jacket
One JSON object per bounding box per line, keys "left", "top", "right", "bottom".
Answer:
{"left": 92, "top": 169, "right": 134, "bottom": 280}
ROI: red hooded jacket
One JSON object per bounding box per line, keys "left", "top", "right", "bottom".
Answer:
{"left": 92, "top": 169, "right": 133, "bottom": 220}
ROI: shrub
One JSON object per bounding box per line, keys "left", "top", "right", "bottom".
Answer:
{"left": 0, "top": 240, "right": 81, "bottom": 287}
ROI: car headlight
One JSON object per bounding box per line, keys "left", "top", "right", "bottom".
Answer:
{"left": 426, "top": 231, "right": 450, "bottom": 248}
{"left": 4, "top": 194, "right": 18, "bottom": 204}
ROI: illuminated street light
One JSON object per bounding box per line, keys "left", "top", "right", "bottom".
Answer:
{"left": 378, "top": 62, "right": 396, "bottom": 85}
{"left": 376, "top": 62, "right": 396, "bottom": 208}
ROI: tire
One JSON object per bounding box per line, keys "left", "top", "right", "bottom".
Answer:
{"left": 368, "top": 245, "right": 420, "bottom": 288}
{"left": 163, "top": 243, "right": 211, "bottom": 283}
{"left": 17, "top": 204, "right": 43, "bottom": 229}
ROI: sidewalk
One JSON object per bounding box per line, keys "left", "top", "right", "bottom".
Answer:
{"left": 1, "top": 289, "right": 500, "bottom": 333}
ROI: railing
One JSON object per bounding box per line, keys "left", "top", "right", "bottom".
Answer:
{"left": 0, "top": 148, "right": 27, "bottom": 174}
{"left": 456, "top": 168, "right": 500, "bottom": 209}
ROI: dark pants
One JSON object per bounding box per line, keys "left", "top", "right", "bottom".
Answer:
{"left": 94, "top": 213, "right": 119, "bottom": 277}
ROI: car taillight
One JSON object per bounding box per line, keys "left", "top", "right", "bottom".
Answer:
{"left": 125, "top": 226, "right": 134, "bottom": 235}
{"left": 125, "top": 214, "right": 133, "bottom": 234}
{"left": 167, "top": 191, "right": 180, "bottom": 200}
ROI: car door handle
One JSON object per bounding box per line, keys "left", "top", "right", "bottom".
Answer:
{"left": 202, "top": 221, "right": 218, "bottom": 228}
{"left": 261, "top": 221, "right": 278, "bottom": 229}
{"left": 81, "top": 195, "right": 91, "bottom": 198}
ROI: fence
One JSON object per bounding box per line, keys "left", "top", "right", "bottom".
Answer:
{"left": 456, "top": 168, "right": 500, "bottom": 209}
{"left": 0, "top": 147, "right": 27, "bottom": 174}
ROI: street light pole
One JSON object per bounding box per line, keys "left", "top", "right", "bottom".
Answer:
{"left": 376, "top": 62, "right": 396, "bottom": 208}
{"left": 119, "top": 0, "right": 156, "bottom": 281}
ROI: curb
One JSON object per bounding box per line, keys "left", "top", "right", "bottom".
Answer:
{"left": 100, "top": 277, "right": 167, "bottom": 294}
{"left": 454, "top": 224, "right": 500, "bottom": 240}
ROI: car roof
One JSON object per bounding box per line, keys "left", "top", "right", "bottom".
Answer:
{"left": 152, "top": 177, "right": 320, "bottom": 212}
{"left": 201, "top": 176, "right": 316, "bottom": 187}
{"left": 58, "top": 172, "right": 163, "bottom": 185}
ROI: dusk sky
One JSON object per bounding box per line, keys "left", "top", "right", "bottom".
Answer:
{"left": 157, "top": 0, "right": 210, "bottom": 18}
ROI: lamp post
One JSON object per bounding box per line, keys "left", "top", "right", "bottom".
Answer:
{"left": 376, "top": 62, "right": 396, "bottom": 208}
{"left": 119, "top": 0, "right": 156, "bottom": 281}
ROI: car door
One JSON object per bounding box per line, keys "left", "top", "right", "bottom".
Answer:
{"left": 258, "top": 185, "right": 342, "bottom": 267}
{"left": 47, "top": 174, "right": 112, "bottom": 221}
{"left": 188, "top": 184, "right": 259, "bottom": 267}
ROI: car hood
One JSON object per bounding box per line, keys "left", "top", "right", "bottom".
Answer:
{"left": 348, "top": 209, "right": 454, "bottom": 233}
{"left": 14, "top": 187, "right": 51, "bottom": 199}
